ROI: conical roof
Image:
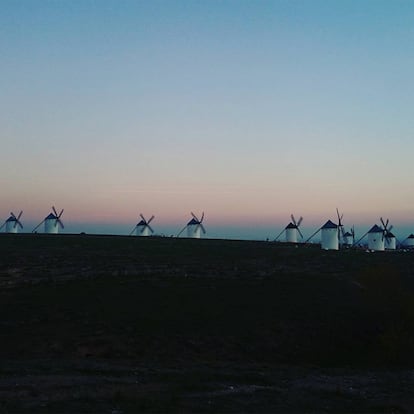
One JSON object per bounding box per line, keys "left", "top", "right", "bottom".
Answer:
{"left": 408, "top": 234, "right": 414, "bottom": 239}
{"left": 386, "top": 231, "right": 395, "bottom": 238}
{"left": 137, "top": 219, "right": 146, "bottom": 226}
{"left": 45, "top": 213, "right": 57, "bottom": 220}
{"left": 187, "top": 218, "right": 199, "bottom": 225}
{"left": 285, "top": 222, "right": 297, "bottom": 229}
{"left": 5, "top": 215, "right": 16, "bottom": 222}
{"left": 343, "top": 231, "right": 352, "bottom": 237}
{"left": 368, "top": 224, "right": 383, "bottom": 233}
{"left": 321, "top": 220, "right": 338, "bottom": 229}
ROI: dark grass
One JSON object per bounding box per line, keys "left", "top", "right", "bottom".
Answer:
{"left": 1, "top": 234, "right": 414, "bottom": 412}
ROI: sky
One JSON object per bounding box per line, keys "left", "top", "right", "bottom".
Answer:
{"left": 1, "top": 0, "right": 414, "bottom": 240}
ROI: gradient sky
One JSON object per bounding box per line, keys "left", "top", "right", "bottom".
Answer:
{"left": 1, "top": 0, "right": 414, "bottom": 240}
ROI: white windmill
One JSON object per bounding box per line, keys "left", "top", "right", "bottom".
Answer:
{"left": 321, "top": 220, "right": 339, "bottom": 250}
{"left": 403, "top": 234, "right": 414, "bottom": 248}
{"left": 32, "top": 207, "right": 64, "bottom": 234}
{"left": 342, "top": 226, "right": 355, "bottom": 247}
{"left": 0, "top": 211, "right": 23, "bottom": 233}
{"left": 381, "top": 218, "right": 396, "bottom": 250}
{"left": 305, "top": 219, "right": 339, "bottom": 250}
{"left": 353, "top": 218, "right": 394, "bottom": 251}
{"left": 367, "top": 224, "right": 385, "bottom": 251}
{"left": 177, "top": 212, "right": 206, "bottom": 238}
{"left": 275, "top": 214, "right": 303, "bottom": 243}
{"left": 130, "top": 214, "right": 154, "bottom": 236}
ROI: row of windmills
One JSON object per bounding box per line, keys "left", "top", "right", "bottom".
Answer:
{"left": 0, "top": 209, "right": 206, "bottom": 239}
{"left": 129, "top": 212, "right": 206, "bottom": 238}
{"left": 276, "top": 210, "right": 414, "bottom": 251}
{"left": 0, "top": 207, "right": 65, "bottom": 234}
{"left": 3, "top": 207, "right": 414, "bottom": 248}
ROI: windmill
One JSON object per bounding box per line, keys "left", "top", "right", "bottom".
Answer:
{"left": 275, "top": 214, "right": 303, "bottom": 243}
{"left": 32, "top": 206, "right": 64, "bottom": 234}
{"left": 354, "top": 221, "right": 386, "bottom": 251}
{"left": 403, "top": 234, "right": 414, "bottom": 248}
{"left": 177, "top": 212, "right": 206, "bottom": 238}
{"left": 305, "top": 219, "right": 339, "bottom": 250}
{"left": 0, "top": 211, "right": 23, "bottom": 233}
{"left": 130, "top": 214, "right": 154, "bottom": 236}
{"left": 342, "top": 226, "right": 355, "bottom": 247}
{"left": 381, "top": 217, "right": 396, "bottom": 250}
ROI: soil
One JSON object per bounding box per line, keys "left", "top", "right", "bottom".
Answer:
{"left": 0, "top": 234, "right": 414, "bottom": 413}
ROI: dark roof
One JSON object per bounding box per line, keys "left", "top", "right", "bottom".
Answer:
{"left": 45, "top": 213, "right": 57, "bottom": 220}
{"left": 321, "top": 220, "right": 338, "bottom": 229}
{"left": 187, "top": 218, "right": 199, "bottom": 225}
{"left": 5, "top": 216, "right": 16, "bottom": 222}
{"left": 368, "top": 224, "right": 383, "bottom": 233}
{"left": 285, "top": 222, "right": 297, "bottom": 229}
{"left": 386, "top": 231, "right": 395, "bottom": 238}
{"left": 408, "top": 234, "right": 414, "bottom": 239}
{"left": 137, "top": 219, "right": 146, "bottom": 226}
{"left": 343, "top": 231, "right": 352, "bottom": 237}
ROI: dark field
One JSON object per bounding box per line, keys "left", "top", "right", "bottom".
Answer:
{"left": 1, "top": 234, "right": 414, "bottom": 413}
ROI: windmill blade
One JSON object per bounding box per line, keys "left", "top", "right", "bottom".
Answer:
{"left": 0, "top": 222, "right": 6, "bottom": 231}
{"left": 291, "top": 214, "right": 296, "bottom": 226}
{"left": 140, "top": 213, "right": 146, "bottom": 223}
{"left": 200, "top": 212, "right": 205, "bottom": 223}
{"left": 11, "top": 212, "right": 17, "bottom": 220}
{"left": 176, "top": 225, "right": 187, "bottom": 237}
{"left": 274, "top": 228, "right": 285, "bottom": 241}
{"left": 58, "top": 209, "right": 64, "bottom": 218}
{"left": 304, "top": 227, "right": 321, "bottom": 244}
{"left": 336, "top": 208, "right": 344, "bottom": 227}
{"left": 388, "top": 225, "right": 393, "bottom": 233}
{"left": 14, "top": 211, "right": 23, "bottom": 228}
{"left": 147, "top": 215, "right": 155, "bottom": 224}
{"left": 353, "top": 230, "right": 370, "bottom": 247}
{"left": 128, "top": 226, "right": 137, "bottom": 236}
{"left": 32, "top": 220, "right": 44, "bottom": 233}
{"left": 191, "top": 212, "right": 199, "bottom": 222}
{"left": 297, "top": 227, "right": 304, "bottom": 239}
{"left": 200, "top": 223, "right": 206, "bottom": 234}
{"left": 147, "top": 224, "right": 154, "bottom": 233}
{"left": 57, "top": 219, "right": 64, "bottom": 229}
{"left": 297, "top": 216, "right": 303, "bottom": 227}
{"left": 52, "top": 206, "right": 58, "bottom": 217}
{"left": 380, "top": 217, "right": 389, "bottom": 231}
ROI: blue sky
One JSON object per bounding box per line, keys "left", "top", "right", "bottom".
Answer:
{"left": 1, "top": 0, "right": 414, "bottom": 239}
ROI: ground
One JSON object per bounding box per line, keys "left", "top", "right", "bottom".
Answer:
{"left": 1, "top": 234, "right": 414, "bottom": 413}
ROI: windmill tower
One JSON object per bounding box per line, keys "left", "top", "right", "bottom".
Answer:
{"left": 32, "top": 207, "right": 64, "bottom": 234}
{"left": 0, "top": 211, "right": 23, "bottom": 233}
{"left": 320, "top": 220, "right": 339, "bottom": 250}
{"left": 404, "top": 234, "right": 414, "bottom": 248}
{"left": 342, "top": 226, "right": 355, "bottom": 247}
{"left": 130, "top": 214, "right": 154, "bottom": 236}
{"left": 275, "top": 214, "right": 303, "bottom": 243}
{"left": 304, "top": 218, "right": 338, "bottom": 250}
{"left": 367, "top": 224, "right": 385, "bottom": 251}
{"left": 177, "top": 212, "right": 206, "bottom": 238}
